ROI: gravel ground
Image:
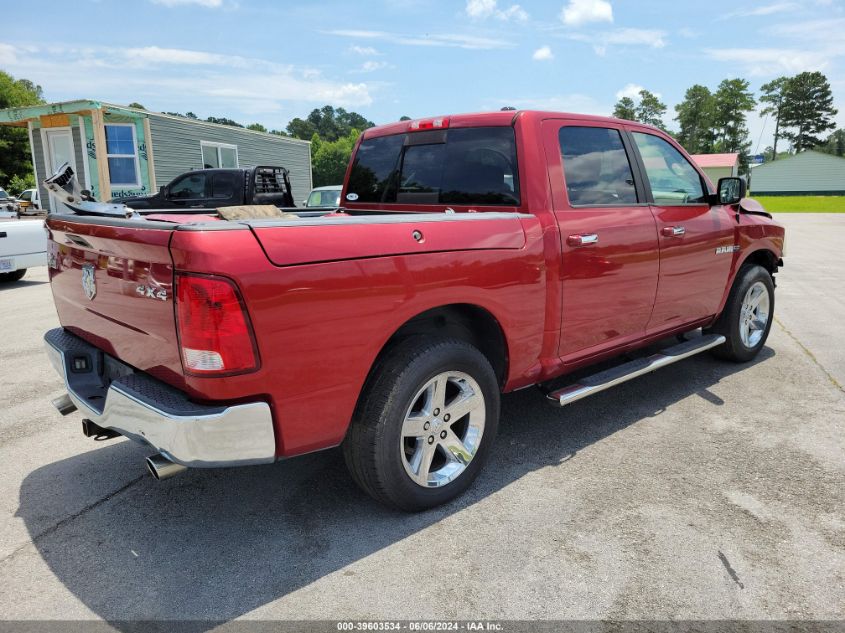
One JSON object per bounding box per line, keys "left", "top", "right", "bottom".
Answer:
{"left": 0, "top": 213, "right": 842, "bottom": 627}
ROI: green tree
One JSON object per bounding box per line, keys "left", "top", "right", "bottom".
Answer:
{"left": 9, "top": 172, "right": 36, "bottom": 194}
{"left": 399, "top": 115, "right": 412, "bottom": 121}
{"left": 310, "top": 129, "right": 360, "bottom": 186}
{"left": 127, "top": 102, "right": 146, "bottom": 110}
{"left": 206, "top": 116, "right": 243, "bottom": 127}
{"left": 612, "top": 96, "right": 636, "bottom": 120}
{"left": 635, "top": 89, "right": 667, "bottom": 129}
{"left": 819, "top": 129, "right": 845, "bottom": 157}
{"left": 247, "top": 122, "right": 268, "bottom": 133}
{"left": 675, "top": 84, "right": 715, "bottom": 154}
{"left": 759, "top": 76, "right": 789, "bottom": 160}
{"left": 286, "top": 105, "right": 374, "bottom": 141}
{"left": 780, "top": 71, "right": 837, "bottom": 152}
{"left": 712, "top": 78, "right": 756, "bottom": 167}
{"left": 0, "top": 71, "right": 45, "bottom": 186}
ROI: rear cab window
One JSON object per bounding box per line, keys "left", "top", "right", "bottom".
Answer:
{"left": 346, "top": 127, "right": 520, "bottom": 208}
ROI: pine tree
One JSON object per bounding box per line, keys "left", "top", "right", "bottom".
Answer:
{"left": 713, "top": 78, "right": 756, "bottom": 168}
{"left": 675, "top": 85, "right": 716, "bottom": 154}
{"left": 635, "top": 90, "right": 668, "bottom": 129}
{"left": 780, "top": 71, "right": 838, "bottom": 152}
{"left": 759, "top": 77, "right": 789, "bottom": 160}
{"left": 612, "top": 97, "right": 637, "bottom": 121}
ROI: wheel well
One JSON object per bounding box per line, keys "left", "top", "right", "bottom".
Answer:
{"left": 744, "top": 249, "right": 779, "bottom": 276}
{"left": 381, "top": 304, "right": 508, "bottom": 387}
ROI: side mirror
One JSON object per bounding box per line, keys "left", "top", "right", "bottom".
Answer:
{"left": 717, "top": 177, "right": 746, "bottom": 205}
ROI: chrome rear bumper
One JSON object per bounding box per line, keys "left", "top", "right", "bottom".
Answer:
{"left": 44, "top": 328, "right": 276, "bottom": 468}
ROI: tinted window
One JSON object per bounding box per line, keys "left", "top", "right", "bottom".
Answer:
{"left": 346, "top": 127, "right": 519, "bottom": 206}
{"left": 632, "top": 132, "right": 707, "bottom": 204}
{"left": 0, "top": 189, "right": 8, "bottom": 199}
{"left": 169, "top": 174, "right": 206, "bottom": 199}
{"left": 346, "top": 134, "right": 405, "bottom": 203}
{"left": 559, "top": 127, "right": 637, "bottom": 206}
{"left": 211, "top": 173, "right": 236, "bottom": 199}
{"left": 19, "top": 190, "right": 32, "bottom": 201}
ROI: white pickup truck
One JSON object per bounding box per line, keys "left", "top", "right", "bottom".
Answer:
{"left": 0, "top": 219, "right": 47, "bottom": 282}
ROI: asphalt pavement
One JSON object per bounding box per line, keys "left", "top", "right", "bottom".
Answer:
{"left": 0, "top": 213, "right": 842, "bottom": 626}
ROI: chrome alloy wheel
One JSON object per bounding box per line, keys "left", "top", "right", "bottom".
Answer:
{"left": 739, "top": 280, "right": 771, "bottom": 348}
{"left": 400, "top": 371, "right": 486, "bottom": 488}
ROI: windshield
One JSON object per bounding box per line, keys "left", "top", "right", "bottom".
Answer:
{"left": 346, "top": 127, "right": 520, "bottom": 206}
{"left": 18, "top": 190, "right": 32, "bottom": 202}
{"left": 0, "top": 188, "right": 9, "bottom": 199}
{"left": 307, "top": 189, "right": 341, "bottom": 207}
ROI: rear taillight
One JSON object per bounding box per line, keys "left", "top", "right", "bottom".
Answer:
{"left": 175, "top": 273, "right": 259, "bottom": 376}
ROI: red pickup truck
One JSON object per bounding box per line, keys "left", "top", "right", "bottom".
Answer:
{"left": 43, "top": 110, "right": 784, "bottom": 511}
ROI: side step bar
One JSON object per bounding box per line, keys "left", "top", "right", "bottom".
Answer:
{"left": 547, "top": 334, "right": 726, "bottom": 407}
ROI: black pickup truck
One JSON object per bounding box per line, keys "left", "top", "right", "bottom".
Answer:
{"left": 113, "top": 166, "right": 295, "bottom": 210}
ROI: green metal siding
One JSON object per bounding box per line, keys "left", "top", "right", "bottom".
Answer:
{"left": 750, "top": 151, "right": 845, "bottom": 194}
{"left": 30, "top": 129, "right": 49, "bottom": 212}
{"left": 147, "top": 114, "right": 312, "bottom": 204}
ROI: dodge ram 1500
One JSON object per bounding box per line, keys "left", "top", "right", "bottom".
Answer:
{"left": 42, "top": 111, "right": 784, "bottom": 510}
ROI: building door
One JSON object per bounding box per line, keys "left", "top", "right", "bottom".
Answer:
{"left": 44, "top": 128, "right": 77, "bottom": 213}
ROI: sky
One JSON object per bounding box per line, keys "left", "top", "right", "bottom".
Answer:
{"left": 1, "top": 0, "right": 844, "bottom": 152}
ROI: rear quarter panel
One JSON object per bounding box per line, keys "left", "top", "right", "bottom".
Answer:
{"left": 170, "top": 215, "right": 547, "bottom": 457}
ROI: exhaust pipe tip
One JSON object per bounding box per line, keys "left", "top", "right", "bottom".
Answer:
{"left": 146, "top": 454, "right": 188, "bottom": 481}
{"left": 52, "top": 393, "right": 77, "bottom": 416}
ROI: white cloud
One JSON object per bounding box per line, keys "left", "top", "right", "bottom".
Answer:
{"left": 568, "top": 28, "right": 666, "bottom": 55}
{"left": 704, "top": 47, "right": 831, "bottom": 75}
{"left": 150, "top": 0, "right": 223, "bottom": 7}
{"left": 355, "top": 60, "right": 390, "bottom": 73}
{"left": 615, "top": 83, "right": 661, "bottom": 101}
{"left": 326, "top": 29, "right": 513, "bottom": 50}
{"left": 349, "top": 45, "right": 379, "bottom": 56}
{"left": 560, "top": 0, "right": 613, "bottom": 26}
{"left": 124, "top": 46, "right": 228, "bottom": 65}
{"left": 723, "top": 2, "right": 799, "bottom": 18}
{"left": 0, "top": 41, "right": 374, "bottom": 120}
{"left": 532, "top": 46, "right": 554, "bottom": 61}
{"left": 466, "top": 0, "right": 529, "bottom": 21}
{"left": 496, "top": 93, "right": 611, "bottom": 116}
{"left": 0, "top": 43, "right": 17, "bottom": 64}
{"left": 615, "top": 83, "right": 642, "bottom": 100}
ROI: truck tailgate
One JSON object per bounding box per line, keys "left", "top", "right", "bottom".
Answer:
{"left": 47, "top": 218, "right": 184, "bottom": 385}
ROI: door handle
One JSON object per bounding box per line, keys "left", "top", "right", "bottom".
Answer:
{"left": 567, "top": 233, "right": 598, "bottom": 247}
{"left": 661, "top": 226, "right": 685, "bottom": 237}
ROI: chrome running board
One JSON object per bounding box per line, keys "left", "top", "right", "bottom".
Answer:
{"left": 547, "top": 334, "right": 726, "bottom": 407}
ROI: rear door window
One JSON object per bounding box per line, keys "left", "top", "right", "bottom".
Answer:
{"left": 211, "top": 173, "right": 236, "bottom": 199}
{"left": 558, "top": 126, "right": 638, "bottom": 206}
{"left": 346, "top": 127, "right": 519, "bottom": 206}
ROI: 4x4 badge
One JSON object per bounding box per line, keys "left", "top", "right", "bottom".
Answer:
{"left": 136, "top": 284, "right": 168, "bottom": 301}
{"left": 81, "top": 264, "right": 96, "bottom": 300}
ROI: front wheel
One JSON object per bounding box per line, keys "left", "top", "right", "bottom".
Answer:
{"left": 0, "top": 269, "right": 26, "bottom": 283}
{"left": 343, "top": 336, "right": 500, "bottom": 511}
{"left": 707, "top": 264, "right": 774, "bottom": 362}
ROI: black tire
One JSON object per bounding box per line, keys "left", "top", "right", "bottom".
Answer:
{"left": 343, "top": 336, "right": 500, "bottom": 511}
{"left": 707, "top": 264, "right": 774, "bottom": 362}
{"left": 0, "top": 269, "right": 26, "bottom": 283}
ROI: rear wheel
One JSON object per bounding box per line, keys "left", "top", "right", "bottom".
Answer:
{"left": 343, "top": 336, "right": 500, "bottom": 511}
{"left": 708, "top": 264, "right": 774, "bottom": 362}
{"left": 0, "top": 269, "right": 26, "bottom": 283}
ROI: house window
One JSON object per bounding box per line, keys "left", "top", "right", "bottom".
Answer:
{"left": 201, "top": 141, "right": 238, "bottom": 169}
{"left": 105, "top": 124, "right": 140, "bottom": 187}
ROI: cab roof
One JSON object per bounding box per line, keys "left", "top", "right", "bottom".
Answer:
{"left": 361, "top": 110, "right": 653, "bottom": 140}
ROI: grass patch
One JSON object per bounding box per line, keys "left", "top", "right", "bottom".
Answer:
{"left": 751, "top": 195, "right": 845, "bottom": 213}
